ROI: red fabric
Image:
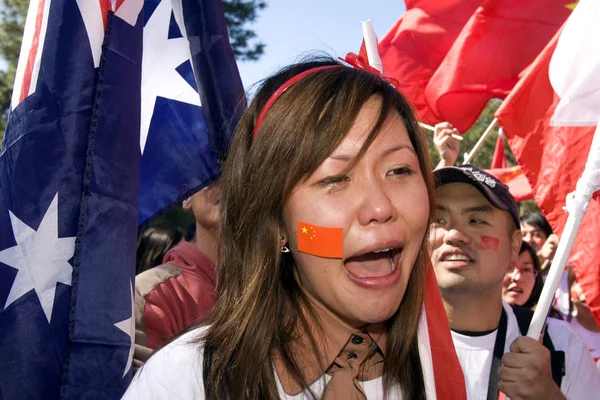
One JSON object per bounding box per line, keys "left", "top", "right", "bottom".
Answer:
{"left": 144, "top": 242, "right": 217, "bottom": 349}
{"left": 378, "top": 0, "right": 481, "bottom": 125}
{"left": 495, "top": 31, "right": 600, "bottom": 326}
{"left": 424, "top": 265, "right": 467, "bottom": 400}
{"left": 491, "top": 134, "right": 506, "bottom": 169}
{"left": 486, "top": 166, "right": 533, "bottom": 202}
{"left": 425, "top": 0, "right": 571, "bottom": 132}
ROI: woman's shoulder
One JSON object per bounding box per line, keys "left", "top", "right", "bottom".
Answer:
{"left": 123, "top": 326, "right": 208, "bottom": 399}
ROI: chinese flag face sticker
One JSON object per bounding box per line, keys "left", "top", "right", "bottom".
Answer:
{"left": 297, "top": 222, "right": 343, "bottom": 259}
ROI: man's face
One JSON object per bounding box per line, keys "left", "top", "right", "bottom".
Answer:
{"left": 430, "top": 183, "right": 522, "bottom": 295}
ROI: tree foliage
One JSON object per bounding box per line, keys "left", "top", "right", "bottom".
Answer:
{"left": 0, "top": 0, "right": 266, "bottom": 144}
{"left": 223, "top": 0, "right": 266, "bottom": 61}
{"left": 0, "top": 0, "right": 28, "bottom": 140}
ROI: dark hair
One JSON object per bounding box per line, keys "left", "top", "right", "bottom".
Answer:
{"left": 520, "top": 241, "right": 543, "bottom": 308}
{"left": 520, "top": 212, "right": 553, "bottom": 238}
{"left": 199, "top": 57, "right": 434, "bottom": 399}
{"left": 135, "top": 227, "right": 183, "bottom": 275}
{"left": 184, "top": 222, "right": 196, "bottom": 242}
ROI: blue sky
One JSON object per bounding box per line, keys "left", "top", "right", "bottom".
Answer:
{"left": 236, "top": 0, "right": 406, "bottom": 90}
{"left": 0, "top": 2, "right": 405, "bottom": 87}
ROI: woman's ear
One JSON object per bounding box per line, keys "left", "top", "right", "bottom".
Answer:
{"left": 182, "top": 198, "right": 192, "bottom": 211}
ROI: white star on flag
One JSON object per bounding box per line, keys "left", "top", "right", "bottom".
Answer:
{"left": 114, "top": 280, "right": 135, "bottom": 377}
{"left": 0, "top": 193, "right": 75, "bottom": 323}
{"left": 140, "top": 0, "right": 202, "bottom": 153}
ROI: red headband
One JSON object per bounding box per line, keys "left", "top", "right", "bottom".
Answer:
{"left": 251, "top": 54, "right": 398, "bottom": 140}
{"left": 251, "top": 65, "right": 339, "bottom": 140}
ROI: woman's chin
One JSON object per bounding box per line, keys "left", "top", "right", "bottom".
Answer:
{"left": 503, "top": 292, "right": 526, "bottom": 306}
{"left": 349, "top": 303, "right": 401, "bottom": 326}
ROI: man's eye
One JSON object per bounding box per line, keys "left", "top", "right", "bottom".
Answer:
{"left": 433, "top": 217, "right": 446, "bottom": 225}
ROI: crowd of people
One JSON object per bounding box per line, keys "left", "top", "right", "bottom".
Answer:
{"left": 124, "top": 57, "right": 600, "bottom": 399}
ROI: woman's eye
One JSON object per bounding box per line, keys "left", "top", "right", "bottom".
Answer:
{"left": 316, "top": 175, "right": 349, "bottom": 187}
{"left": 387, "top": 167, "right": 414, "bottom": 177}
{"left": 433, "top": 217, "right": 446, "bottom": 225}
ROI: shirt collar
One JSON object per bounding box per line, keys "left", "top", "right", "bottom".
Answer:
{"left": 273, "top": 298, "right": 387, "bottom": 395}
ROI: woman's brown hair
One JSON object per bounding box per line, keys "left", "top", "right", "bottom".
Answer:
{"left": 200, "top": 57, "right": 436, "bottom": 399}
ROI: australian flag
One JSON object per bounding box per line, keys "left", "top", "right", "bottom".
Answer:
{"left": 0, "top": 0, "right": 143, "bottom": 398}
{"left": 0, "top": 0, "right": 244, "bottom": 398}
{"left": 140, "top": 0, "right": 245, "bottom": 224}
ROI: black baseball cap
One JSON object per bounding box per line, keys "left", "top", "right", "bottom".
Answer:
{"left": 433, "top": 164, "right": 520, "bottom": 228}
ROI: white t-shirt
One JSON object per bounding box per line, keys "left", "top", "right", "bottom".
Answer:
{"left": 451, "top": 302, "right": 600, "bottom": 400}
{"left": 121, "top": 327, "right": 403, "bottom": 399}
{"left": 569, "top": 317, "right": 600, "bottom": 361}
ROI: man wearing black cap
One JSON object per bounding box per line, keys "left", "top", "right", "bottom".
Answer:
{"left": 430, "top": 164, "right": 600, "bottom": 400}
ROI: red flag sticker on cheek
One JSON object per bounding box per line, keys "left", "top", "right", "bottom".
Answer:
{"left": 479, "top": 235, "right": 500, "bottom": 252}
{"left": 297, "top": 222, "right": 343, "bottom": 258}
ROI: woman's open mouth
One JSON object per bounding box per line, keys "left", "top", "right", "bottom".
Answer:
{"left": 343, "top": 247, "right": 403, "bottom": 289}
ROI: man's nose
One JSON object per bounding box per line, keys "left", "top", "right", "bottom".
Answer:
{"left": 443, "top": 227, "right": 471, "bottom": 246}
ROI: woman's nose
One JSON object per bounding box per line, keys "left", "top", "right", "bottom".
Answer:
{"left": 357, "top": 182, "right": 397, "bottom": 226}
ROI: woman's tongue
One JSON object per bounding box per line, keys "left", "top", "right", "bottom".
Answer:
{"left": 344, "top": 251, "right": 395, "bottom": 278}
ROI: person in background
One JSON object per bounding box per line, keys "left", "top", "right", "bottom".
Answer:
{"left": 135, "top": 226, "right": 184, "bottom": 275}
{"left": 502, "top": 241, "right": 543, "bottom": 308}
{"left": 433, "top": 121, "right": 461, "bottom": 169}
{"left": 133, "top": 181, "right": 220, "bottom": 371}
{"left": 430, "top": 164, "right": 600, "bottom": 400}
{"left": 520, "top": 211, "right": 558, "bottom": 268}
{"left": 521, "top": 211, "right": 574, "bottom": 319}
{"left": 567, "top": 268, "right": 600, "bottom": 364}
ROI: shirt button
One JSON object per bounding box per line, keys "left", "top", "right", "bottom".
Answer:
{"left": 347, "top": 352, "right": 358, "bottom": 359}
{"left": 351, "top": 335, "right": 363, "bottom": 345}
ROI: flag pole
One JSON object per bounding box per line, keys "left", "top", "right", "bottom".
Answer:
{"left": 463, "top": 118, "right": 498, "bottom": 164}
{"left": 361, "top": 20, "right": 383, "bottom": 72}
{"left": 419, "top": 122, "right": 463, "bottom": 141}
{"left": 361, "top": 20, "right": 466, "bottom": 144}
{"left": 527, "top": 120, "right": 600, "bottom": 339}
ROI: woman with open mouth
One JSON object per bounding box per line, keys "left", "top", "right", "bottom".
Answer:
{"left": 123, "top": 57, "right": 465, "bottom": 399}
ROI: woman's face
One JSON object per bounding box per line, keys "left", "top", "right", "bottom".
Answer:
{"left": 502, "top": 250, "right": 537, "bottom": 306}
{"left": 521, "top": 222, "right": 547, "bottom": 252}
{"left": 282, "top": 96, "right": 430, "bottom": 328}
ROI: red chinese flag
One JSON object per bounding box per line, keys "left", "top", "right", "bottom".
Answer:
{"left": 425, "top": 0, "right": 571, "bottom": 132}
{"left": 378, "top": 0, "right": 481, "bottom": 125}
{"left": 490, "top": 134, "right": 507, "bottom": 169}
{"left": 423, "top": 265, "right": 468, "bottom": 399}
{"left": 297, "top": 222, "right": 343, "bottom": 259}
{"left": 495, "top": 26, "right": 600, "bottom": 325}
{"left": 486, "top": 166, "right": 533, "bottom": 202}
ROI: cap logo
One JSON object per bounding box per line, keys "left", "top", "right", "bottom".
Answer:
{"left": 461, "top": 167, "right": 497, "bottom": 188}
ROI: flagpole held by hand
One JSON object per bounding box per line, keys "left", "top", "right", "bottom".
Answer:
{"left": 419, "top": 122, "right": 463, "bottom": 141}
{"left": 463, "top": 118, "right": 497, "bottom": 164}
{"left": 527, "top": 120, "right": 600, "bottom": 339}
